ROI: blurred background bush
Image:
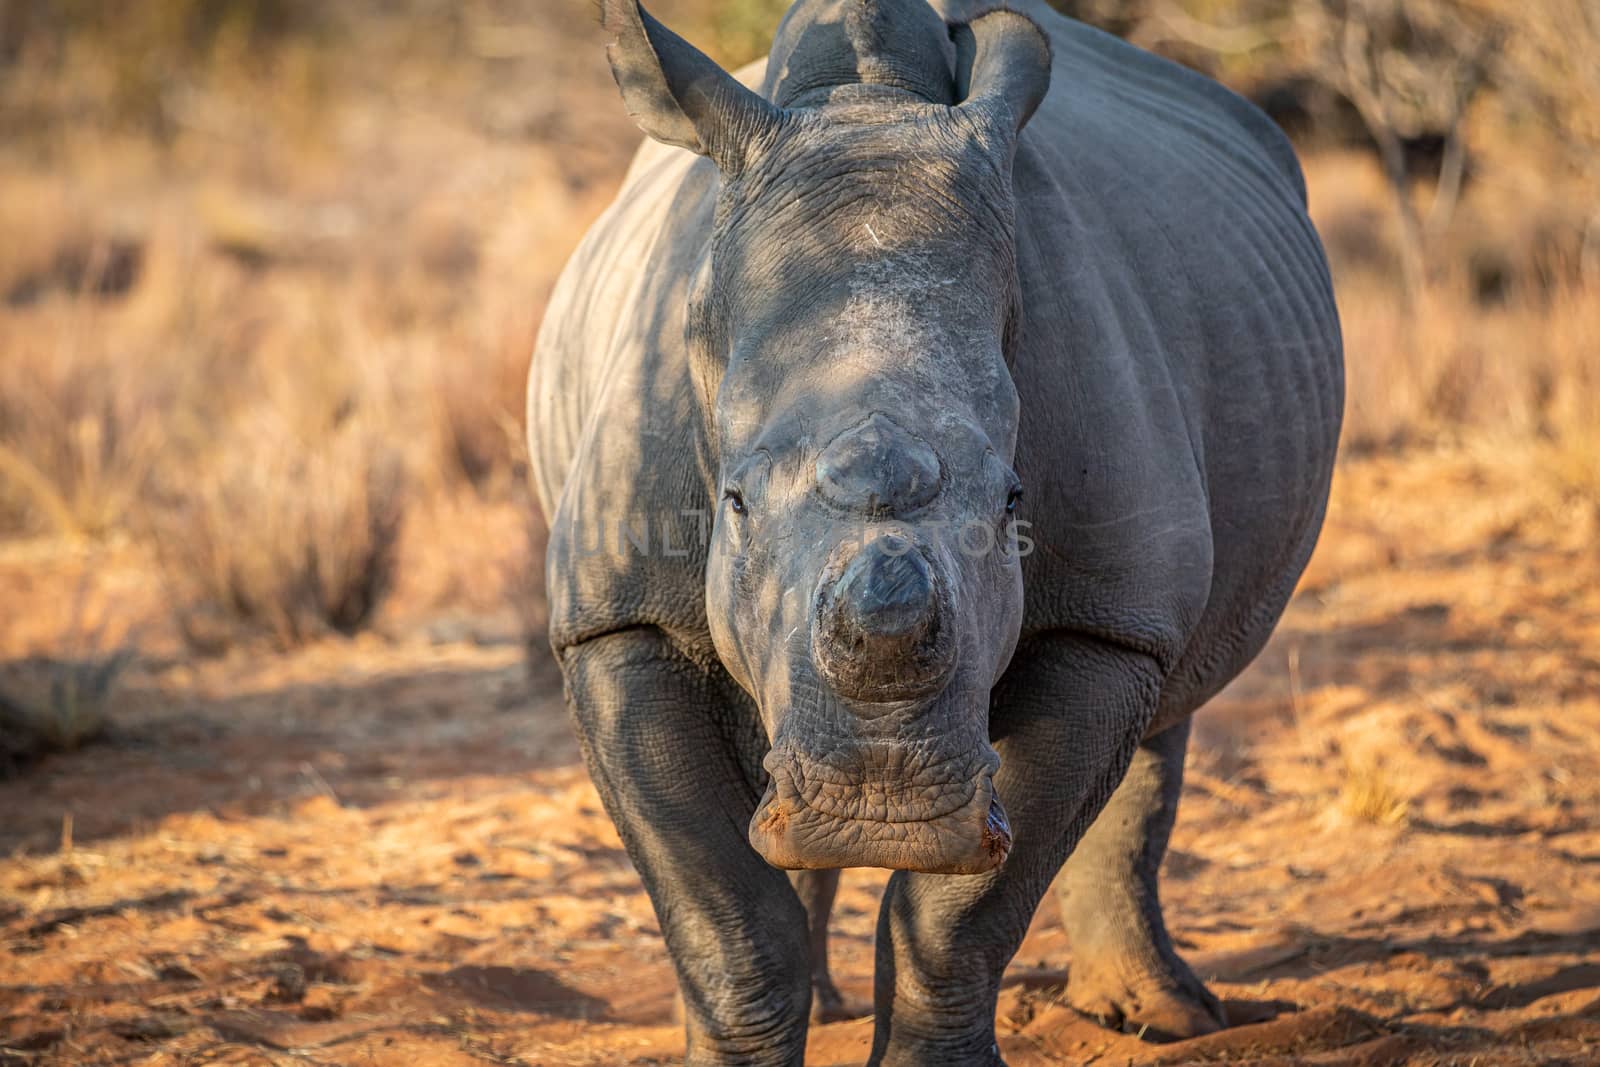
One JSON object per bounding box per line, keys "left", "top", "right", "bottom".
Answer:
{"left": 0, "top": 0, "right": 1594, "bottom": 671}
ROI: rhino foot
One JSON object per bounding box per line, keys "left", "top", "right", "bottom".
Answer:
{"left": 1065, "top": 949, "right": 1225, "bottom": 1043}
{"left": 1057, "top": 721, "right": 1225, "bottom": 1043}
{"left": 810, "top": 983, "right": 870, "bottom": 1024}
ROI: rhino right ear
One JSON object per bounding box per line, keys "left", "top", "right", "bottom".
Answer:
{"left": 952, "top": 8, "right": 1052, "bottom": 140}
{"left": 600, "top": 0, "right": 781, "bottom": 174}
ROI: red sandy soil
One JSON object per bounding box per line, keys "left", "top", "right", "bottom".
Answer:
{"left": 3, "top": 448, "right": 1599, "bottom": 1066}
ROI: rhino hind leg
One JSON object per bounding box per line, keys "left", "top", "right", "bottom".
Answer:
{"left": 787, "top": 869, "right": 871, "bottom": 1023}
{"left": 1056, "top": 718, "right": 1227, "bottom": 1042}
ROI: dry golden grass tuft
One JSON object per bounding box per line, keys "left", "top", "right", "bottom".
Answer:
{"left": 0, "top": 302, "right": 167, "bottom": 541}
{"left": 1338, "top": 756, "right": 1412, "bottom": 826}
{"left": 0, "top": 0, "right": 624, "bottom": 650}
{"left": 431, "top": 320, "right": 540, "bottom": 497}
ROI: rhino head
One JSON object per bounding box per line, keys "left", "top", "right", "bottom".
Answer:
{"left": 602, "top": 0, "right": 1051, "bottom": 874}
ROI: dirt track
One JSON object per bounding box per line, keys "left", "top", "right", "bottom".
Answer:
{"left": 3, "top": 448, "right": 1599, "bottom": 1065}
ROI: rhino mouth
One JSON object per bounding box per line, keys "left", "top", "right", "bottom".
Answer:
{"left": 748, "top": 742, "right": 1011, "bottom": 874}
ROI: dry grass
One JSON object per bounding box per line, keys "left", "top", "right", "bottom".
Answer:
{"left": 1338, "top": 756, "right": 1412, "bottom": 826}
{"left": 151, "top": 409, "right": 407, "bottom": 653}
{"left": 0, "top": 294, "right": 169, "bottom": 541}
{"left": 1339, "top": 278, "right": 1600, "bottom": 450}
{"left": 1304, "top": 149, "right": 1600, "bottom": 485}
{"left": 0, "top": 1, "right": 628, "bottom": 650}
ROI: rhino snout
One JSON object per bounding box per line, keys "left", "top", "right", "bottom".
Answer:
{"left": 812, "top": 536, "right": 956, "bottom": 704}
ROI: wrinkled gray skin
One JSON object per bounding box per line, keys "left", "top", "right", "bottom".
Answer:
{"left": 527, "top": 0, "right": 1342, "bottom": 1062}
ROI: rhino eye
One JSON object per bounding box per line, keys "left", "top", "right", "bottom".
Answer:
{"left": 724, "top": 488, "right": 747, "bottom": 515}
{"left": 1005, "top": 487, "right": 1024, "bottom": 514}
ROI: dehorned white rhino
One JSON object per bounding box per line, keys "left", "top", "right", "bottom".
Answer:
{"left": 526, "top": 0, "right": 1342, "bottom": 1062}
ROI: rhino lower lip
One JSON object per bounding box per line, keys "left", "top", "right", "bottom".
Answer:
{"left": 747, "top": 766, "right": 1010, "bottom": 874}
{"left": 759, "top": 738, "right": 1002, "bottom": 820}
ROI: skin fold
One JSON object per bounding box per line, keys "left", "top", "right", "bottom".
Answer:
{"left": 526, "top": 0, "right": 1343, "bottom": 1063}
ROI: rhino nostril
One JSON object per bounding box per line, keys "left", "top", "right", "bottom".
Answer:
{"left": 813, "top": 538, "right": 954, "bottom": 703}
{"left": 835, "top": 543, "right": 935, "bottom": 641}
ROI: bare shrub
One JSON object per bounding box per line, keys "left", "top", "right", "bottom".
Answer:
{"left": 0, "top": 301, "right": 169, "bottom": 540}
{"left": 153, "top": 408, "right": 406, "bottom": 652}
{"left": 0, "top": 572, "right": 134, "bottom": 777}
{"left": 0, "top": 652, "right": 130, "bottom": 767}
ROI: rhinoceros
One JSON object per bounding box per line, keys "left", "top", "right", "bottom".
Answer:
{"left": 526, "top": 0, "right": 1342, "bottom": 1062}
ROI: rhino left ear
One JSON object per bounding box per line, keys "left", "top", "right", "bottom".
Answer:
{"left": 952, "top": 8, "right": 1053, "bottom": 138}
{"left": 601, "top": 0, "right": 781, "bottom": 174}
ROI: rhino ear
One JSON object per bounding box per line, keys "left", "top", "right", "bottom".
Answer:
{"left": 600, "top": 0, "right": 781, "bottom": 173}
{"left": 952, "top": 9, "right": 1052, "bottom": 137}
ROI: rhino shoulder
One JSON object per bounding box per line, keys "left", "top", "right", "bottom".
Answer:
{"left": 532, "top": 151, "right": 723, "bottom": 660}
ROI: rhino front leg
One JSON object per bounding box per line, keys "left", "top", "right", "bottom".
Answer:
{"left": 561, "top": 629, "right": 812, "bottom": 1066}
{"left": 868, "top": 634, "right": 1163, "bottom": 1067}
{"left": 1056, "top": 718, "right": 1226, "bottom": 1041}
